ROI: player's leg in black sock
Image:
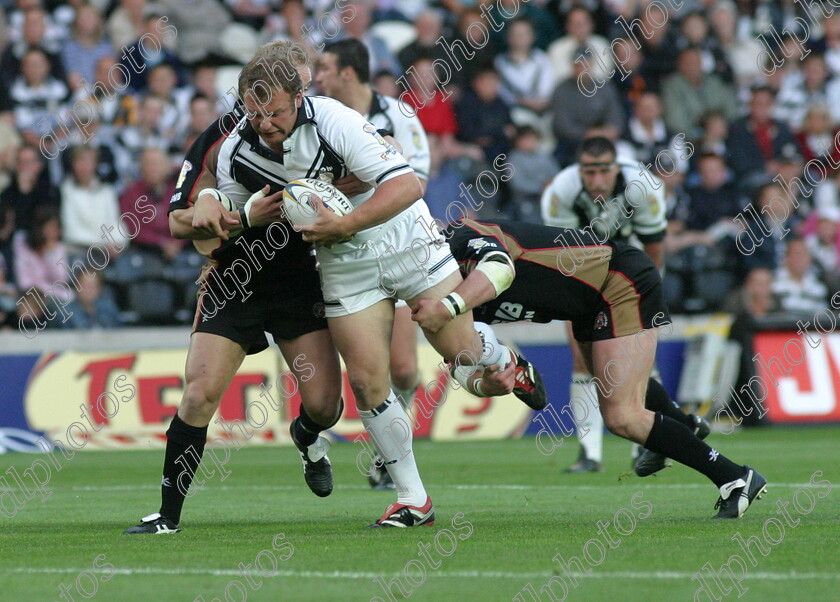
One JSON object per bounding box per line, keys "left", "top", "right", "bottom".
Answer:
{"left": 644, "top": 378, "right": 695, "bottom": 429}
{"left": 644, "top": 412, "right": 744, "bottom": 487}
{"left": 159, "top": 414, "right": 207, "bottom": 524}
{"left": 292, "top": 398, "right": 344, "bottom": 446}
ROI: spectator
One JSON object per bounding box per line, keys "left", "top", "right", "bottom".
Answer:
{"left": 106, "top": 0, "right": 148, "bottom": 52}
{"left": 0, "top": 7, "right": 67, "bottom": 91}
{"left": 725, "top": 86, "right": 798, "bottom": 189}
{"left": 741, "top": 182, "right": 800, "bottom": 272}
{"left": 0, "top": 144, "right": 59, "bottom": 232}
{"left": 225, "top": 0, "right": 273, "bottom": 30}
{"left": 694, "top": 110, "right": 729, "bottom": 158}
{"left": 155, "top": 0, "right": 233, "bottom": 65}
{"left": 549, "top": 52, "right": 625, "bottom": 165}
{"left": 145, "top": 63, "right": 191, "bottom": 140}
{"left": 119, "top": 11, "right": 185, "bottom": 92}
{"left": 455, "top": 66, "right": 513, "bottom": 163}
{"left": 684, "top": 152, "right": 743, "bottom": 232}
{"left": 493, "top": 17, "right": 554, "bottom": 119}
{"left": 119, "top": 147, "right": 185, "bottom": 261}
{"left": 260, "top": 0, "right": 323, "bottom": 56}
{"left": 0, "top": 201, "right": 16, "bottom": 285}
{"left": 722, "top": 267, "right": 779, "bottom": 426}
{"left": 59, "top": 4, "right": 113, "bottom": 91}
{"left": 796, "top": 104, "right": 840, "bottom": 170}
{"left": 8, "top": 47, "right": 70, "bottom": 148}
{"left": 811, "top": 13, "right": 840, "bottom": 78}
{"left": 70, "top": 55, "right": 138, "bottom": 132}
{"left": 373, "top": 70, "right": 399, "bottom": 98}
{"left": 805, "top": 207, "right": 840, "bottom": 293}
{"left": 448, "top": 8, "right": 500, "bottom": 89}
{"left": 624, "top": 91, "right": 686, "bottom": 171}
{"left": 61, "top": 269, "right": 122, "bottom": 329}
{"left": 113, "top": 94, "right": 170, "bottom": 182}
{"left": 661, "top": 47, "right": 738, "bottom": 139}
{"left": 189, "top": 59, "right": 238, "bottom": 115}
{"left": 172, "top": 94, "right": 218, "bottom": 153}
{"left": 13, "top": 204, "right": 72, "bottom": 305}
{"left": 60, "top": 145, "right": 126, "bottom": 257}
{"left": 709, "top": 1, "right": 764, "bottom": 93}
{"left": 773, "top": 237, "right": 828, "bottom": 314}
{"left": 0, "top": 111, "right": 22, "bottom": 193}
{"left": 507, "top": 125, "right": 558, "bottom": 223}
{"left": 397, "top": 10, "right": 448, "bottom": 71}
{"left": 675, "top": 11, "right": 734, "bottom": 84}
{"left": 776, "top": 53, "right": 833, "bottom": 130}
{"left": 547, "top": 6, "right": 613, "bottom": 84}
{"left": 491, "top": 0, "right": 559, "bottom": 52}
{"left": 339, "top": 1, "right": 401, "bottom": 77}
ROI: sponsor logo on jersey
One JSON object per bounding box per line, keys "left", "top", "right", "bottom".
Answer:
{"left": 467, "top": 238, "right": 497, "bottom": 251}
{"left": 594, "top": 311, "right": 609, "bottom": 330}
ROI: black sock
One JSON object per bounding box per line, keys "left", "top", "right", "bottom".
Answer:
{"left": 645, "top": 378, "right": 694, "bottom": 429}
{"left": 159, "top": 414, "right": 207, "bottom": 524}
{"left": 293, "top": 398, "right": 344, "bottom": 447}
{"left": 645, "top": 412, "right": 744, "bottom": 487}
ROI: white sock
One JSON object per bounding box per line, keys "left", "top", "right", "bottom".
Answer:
{"left": 571, "top": 373, "right": 603, "bottom": 463}
{"left": 473, "top": 322, "right": 510, "bottom": 368}
{"left": 359, "top": 392, "right": 427, "bottom": 506}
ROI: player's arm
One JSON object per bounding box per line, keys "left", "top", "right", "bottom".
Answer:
{"left": 332, "top": 133, "right": 406, "bottom": 197}
{"left": 540, "top": 170, "right": 580, "bottom": 228}
{"left": 412, "top": 250, "right": 516, "bottom": 333}
{"left": 169, "top": 192, "right": 241, "bottom": 240}
{"left": 630, "top": 171, "right": 668, "bottom": 269}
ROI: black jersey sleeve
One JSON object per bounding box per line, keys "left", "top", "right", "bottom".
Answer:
{"left": 168, "top": 112, "right": 239, "bottom": 214}
{"left": 444, "top": 219, "right": 513, "bottom": 274}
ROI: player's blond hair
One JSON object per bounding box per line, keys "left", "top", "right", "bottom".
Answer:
{"left": 238, "top": 41, "right": 309, "bottom": 102}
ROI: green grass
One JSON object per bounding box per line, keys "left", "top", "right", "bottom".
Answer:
{"left": 1, "top": 427, "right": 838, "bottom": 601}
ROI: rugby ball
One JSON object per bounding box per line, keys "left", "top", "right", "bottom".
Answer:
{"left": 282, "top": 178, "right": 354, "bottom": 231}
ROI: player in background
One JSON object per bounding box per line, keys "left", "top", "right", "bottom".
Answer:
{"left": 232, "top": 50, "right": 544, "bottom": 527}
{"left": 315, "top": 38, "right": 430, "bottom": 491}
{"left": 413, "top": 218, "right": 767, "bottom": 519}
{"left": 540, "top": 136, "right": 709, "bottom": 475}
{"left": 124, "top": 44, "right": 345, "bottom": 535}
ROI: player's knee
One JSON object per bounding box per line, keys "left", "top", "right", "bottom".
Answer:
{"left": 181, "top": 382, "right": 220, "bottom": 417}
{"left": 305, "top": 397, "right": 342, "bottom": 426}
{"left": 389, "top": 359, "right": 417, "bottom": 391}
{"left": 601, "top": 409, "right": 633, "bottom": 439}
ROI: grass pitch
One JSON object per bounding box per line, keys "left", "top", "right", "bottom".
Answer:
{"left": 1, "top": 426, "right": 838, "bottom": 601}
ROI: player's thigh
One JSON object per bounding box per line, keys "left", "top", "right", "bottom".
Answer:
{"left": 390, "top": 304, "right": 419, "bottom": 382}
{"left": 277, "top": 328, "right": 342, "bottom": 418}
{"left": 182, "top": 332, "right": 248, "bottom": 418}
{"left": 327, "top": 299, "right": 395, "bottom": 406}
{"left": 406, "top": 271, "right": 482, "bottom": 364}
{"left": 591, "top": 333, "right": 656, "bottom": 437}
{"left": 565, "top": 321, "right": 590, "bottom": 373}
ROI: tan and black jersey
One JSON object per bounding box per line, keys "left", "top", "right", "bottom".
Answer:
{"left": 443, "top": 219, "right": 671, "bottom": 342}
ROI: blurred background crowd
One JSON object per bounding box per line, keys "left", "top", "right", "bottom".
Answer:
{"left": 1, "top": 0, "right": 839, "bottom": 331}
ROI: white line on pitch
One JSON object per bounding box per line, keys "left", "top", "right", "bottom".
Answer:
{"left": 3, "top": 567, "right": 839, "bottom": 581}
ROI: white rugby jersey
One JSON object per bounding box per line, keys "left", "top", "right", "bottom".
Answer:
{"left": 365, "top": 92, "right": 430, "bottom": 182}
{"left": 540, "top": 160, "right": 667, "bottom": 244}
{"left": 212, "top": 95, "right": 414, "bottom": 213}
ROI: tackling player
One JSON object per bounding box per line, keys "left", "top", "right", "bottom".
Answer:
{"left": 540, "top": 136, "right": 708, "bottom": 475}
{"left": 124, "top": 45, "right": 344, "bottom": 535}
{"left": 413, "top": 218, "right": 767, "bottom": 519}
{"left": 315, "top": 38, "right": 431, "bottom": 491}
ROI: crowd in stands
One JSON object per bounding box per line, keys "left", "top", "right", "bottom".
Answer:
{"left": 0, "top": 0, "right": 839, "bottom": 331}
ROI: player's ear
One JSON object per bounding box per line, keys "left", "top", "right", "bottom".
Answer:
{"left": 294, "top": 92, "right": 303, "bottom": 108}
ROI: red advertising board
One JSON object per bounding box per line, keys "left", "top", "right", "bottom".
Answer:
{"left": 753, "top": 332, "right": 840, "bottom": 423}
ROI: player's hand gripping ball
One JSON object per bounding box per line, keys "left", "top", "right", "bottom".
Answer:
{"left": 282, "top": 178, "right": 354, "bottom": 243}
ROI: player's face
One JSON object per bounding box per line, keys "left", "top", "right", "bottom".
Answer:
{"left": 579, "top": 152, "right": 619, "bottom": 200}
{"left": 315, "top": 52, "right": 342, "bottom": 97}
{"left": 244, "top": 87, "right": 302, "bottom": 150}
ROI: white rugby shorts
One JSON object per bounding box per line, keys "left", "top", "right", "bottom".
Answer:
{"left": 316, "top": 201, "right": 457, "bottom": 317}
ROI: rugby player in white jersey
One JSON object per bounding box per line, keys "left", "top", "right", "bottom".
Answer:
{"left": 232, "top": 50, "right": 545, "bottom": 527}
